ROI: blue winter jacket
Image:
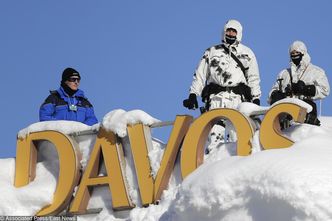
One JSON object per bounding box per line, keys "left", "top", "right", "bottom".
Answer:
{"left": 39, "top": 87, "right": 98, "bottom": 126}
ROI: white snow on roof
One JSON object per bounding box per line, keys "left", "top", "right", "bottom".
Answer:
{"left": 1, "top": 109, "right": 332, "bottom": 221}
{"left": 17, "top": 120, "right": 99, "bottom": 139}
{"left": 237, "top": 98, "right": 312, "bottom": 117}
{"left": 101, "top": 109, "right": 161, "bottom": 137}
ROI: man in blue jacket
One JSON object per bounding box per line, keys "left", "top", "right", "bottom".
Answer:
{"left": 39, "top": 67, "right": 98, "bottom": 126}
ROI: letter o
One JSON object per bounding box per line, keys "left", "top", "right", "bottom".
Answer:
{"left": 180, "top": 108, "right": 254, "bottom": 179}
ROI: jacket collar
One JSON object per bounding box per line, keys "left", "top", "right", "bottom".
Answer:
{"left": 57, "top": 86, "right": 85, "bottom": 99}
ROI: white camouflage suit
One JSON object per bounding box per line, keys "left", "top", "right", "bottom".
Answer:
{"left": 189, "top": 19, "right": 261, "bottom": 146}
{"left": 190, "top": 19, "right": 261, "bottom": 109}
{"left": 269, "top": 41, "right": 330, "bottom": 102}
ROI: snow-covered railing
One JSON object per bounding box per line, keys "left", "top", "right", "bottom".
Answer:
{"left": 67, "top": 121, "right": 175, "bottom": 137}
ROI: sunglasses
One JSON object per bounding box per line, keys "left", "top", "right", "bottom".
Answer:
{"left": 68, "top": 77, "right": 81, "bottom": 83}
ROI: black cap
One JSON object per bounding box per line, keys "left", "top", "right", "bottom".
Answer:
{"left": 61, "top": 67, "right": 81, "bottom": 83}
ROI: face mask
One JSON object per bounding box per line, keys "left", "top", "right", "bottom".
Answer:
{"left": 225, "top": 34, "right": 236, "bottom": 45}
{"left": 291, "top": 53, "right": 303, "bottom": 66}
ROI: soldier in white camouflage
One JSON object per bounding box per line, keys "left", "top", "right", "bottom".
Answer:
{"left": 269, "top": 40, "right": 330, "bottom": 126}
{"left": 183, "top": 19, "right": 261, "bottom": 151}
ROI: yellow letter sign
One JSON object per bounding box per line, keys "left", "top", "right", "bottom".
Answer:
{"left": 12, "top": 103, "right": 309, "bottom": 215}
{"left": 69, "top": 127, "right": 134, "bottom": 214}
{"left": 127, "top": 115, "right": 193, "bottom": 205}
{"left": 180, "top": 108, "right": 254, "bottom": 179}
{"left": 260, "top": 103, "right": 306, "bottom": 149}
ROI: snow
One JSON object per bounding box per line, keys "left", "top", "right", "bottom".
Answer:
{"left": 17, "top": 120, "right": 99, "bottom": 139}
{"left": 0, "top": 158, "right": 57, "bottom": 215}
{"left": 166, "top": 134, "right": 332, "bottom": 221}
{"left": 1, "top": 108, "right": 332, "bottom": 221}
{"left": 237, "top": 98, "right": 312, "bottom": 117}
{"left": 237, "top": 102, "right": 269, "bottom": 117}
{"left": 101, "top": 109, "right": 161, "bottom": 137}
{"left": 271, "top": 97, "right": 313, "bottom": 113}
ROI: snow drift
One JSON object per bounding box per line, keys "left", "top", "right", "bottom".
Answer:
{"left": 1, "top": 104, "right": 332, "bottom": 221}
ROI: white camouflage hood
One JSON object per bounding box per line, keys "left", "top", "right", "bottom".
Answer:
{"left": 289, "top": 40, "right": 311, "bottom": 67}
{"left": 223, "top": 19, "right": 243, "bottom": 43}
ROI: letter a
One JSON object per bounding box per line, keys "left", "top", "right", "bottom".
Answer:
{"left": 70, "top": 127, "right": 134, "bottom": 213}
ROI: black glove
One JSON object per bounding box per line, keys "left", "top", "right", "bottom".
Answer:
{"left": 303, "top": 85, "right": 316, "bottom": 97}
{"left": 252, "top": 98, "right": 260, "bottom": 105}
{"left": 183, "top": 93, "right": 198, "bottom": 110}
{"left": 292, "top": 80, "right": 316, "bottom": 97}
{"left": 292, "top": 80, "right": 305, "bottom": 95}
{"left": 270, "top": 90, "right": 286, "bottom": 105}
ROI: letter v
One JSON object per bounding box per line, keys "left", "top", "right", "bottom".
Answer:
{"left": 127, "top": 115, "right": 193, "bottom": 206}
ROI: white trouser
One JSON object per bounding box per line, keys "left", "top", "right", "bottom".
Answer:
{"left": 208, "top": 91, "right": 241, "bottom": 144}
{"left": 209, "top": 91, "right": 242, "bottom": 110}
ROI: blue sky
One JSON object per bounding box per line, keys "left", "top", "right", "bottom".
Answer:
{"left": 0, "top": 1, "right": 331, "bottom": 158}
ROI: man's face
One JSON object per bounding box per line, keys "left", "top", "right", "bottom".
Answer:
{"left": 225, "top": 28, "right": 237, "bottom": 37}
{"left": 65, "top": 77, "right": 80, "bottom": 91}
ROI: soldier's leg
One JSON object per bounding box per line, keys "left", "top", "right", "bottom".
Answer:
{"left": 303, "top": 99, "right": 320, "bottom": 126}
